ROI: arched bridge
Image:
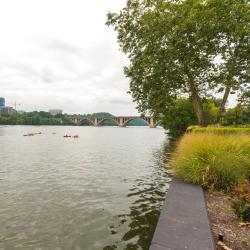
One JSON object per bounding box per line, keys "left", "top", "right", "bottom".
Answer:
{"left": 70, "top": 116, "right": 158, "bottom": 128}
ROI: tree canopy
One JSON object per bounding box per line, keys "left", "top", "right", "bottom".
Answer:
{"left": 160, "top": 97, "right": 221, "bottom": 135}
{"left": 107, "top": 0, "right": 250, "bottom": 126}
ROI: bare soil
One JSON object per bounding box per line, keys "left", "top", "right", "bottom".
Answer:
{"left": 205, "top": 192, "right": 250, "bottom": 250}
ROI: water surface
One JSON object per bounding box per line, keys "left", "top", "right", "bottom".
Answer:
{"left": 0, "top": 126, "right": 171, "bottom": 250}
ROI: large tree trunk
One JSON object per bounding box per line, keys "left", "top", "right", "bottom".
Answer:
{"left": 190, "top": 84, "right": 206, "bottom": 126}
{"left": 216, "top": 85, "right": 231, "bottom": 124}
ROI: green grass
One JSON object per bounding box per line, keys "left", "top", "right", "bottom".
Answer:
{"left": 170, "top": 133, "right": 250, "bottom": 191}
{"left": 187, "top": 125, "right": 250, "bottom": 134}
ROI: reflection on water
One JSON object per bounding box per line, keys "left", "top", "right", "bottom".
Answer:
{"left": 0, "top": 126, "right": 173, "bottom": 250}
{"left": 104, "top": 140, "right": 173, "bottom": 250}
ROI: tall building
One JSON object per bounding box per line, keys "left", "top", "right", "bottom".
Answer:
{"left": 0, "top": 97, "right": 16, "bottom": 115}
{"left": 0, "top": 97, "right": 5, "bottom": 108}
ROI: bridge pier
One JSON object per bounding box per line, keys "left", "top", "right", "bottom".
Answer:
{"left": 149, "top": 117, "right": 157, "bottom": 128}
{"left": 118, "top": 117, "right": 124, "bottom": 127}
{"left": 74, "top": 118, "right": 79, "bottom": 125}
{"left": 94, "top": 118, "right": 99, "bottom": 127}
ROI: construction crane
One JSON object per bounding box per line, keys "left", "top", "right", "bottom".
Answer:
{"left": 12, "top": 102, "right": 21, "bottom": 110}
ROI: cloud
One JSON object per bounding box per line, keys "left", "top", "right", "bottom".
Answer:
{"left": 0, "top": 38, "right": 135, "bottom": 115}
{"left": 40, "top": 67, "right": 56, "bottom": 84}
{"left": 0, "top": 0, "right": 138, "bottom": 115}
{"left": 47, "top": 39, "right": 84, "bottom": 58}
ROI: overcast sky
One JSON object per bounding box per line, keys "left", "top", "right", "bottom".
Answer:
{"left": 0, "top": 0, "right": 140, "bottom": 115}
{"left": 0, "top": 0, "right": 237, "bottom": 115}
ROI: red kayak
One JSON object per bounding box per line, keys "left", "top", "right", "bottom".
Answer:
{"left": 63, "top": 134, "right": 71, "bottom": 138}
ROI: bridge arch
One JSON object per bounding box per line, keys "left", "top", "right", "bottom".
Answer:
{"left": 122, "top": 117, "right": 150, "bottom": 127}
{"left": 97, "top": 118, "right": 119, "bottom": 126}
{"left": 79, "top": 118, "right": 95, "bottom": 126}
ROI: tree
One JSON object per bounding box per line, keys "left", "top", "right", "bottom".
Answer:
{"left": 161, "top": 97, "right": 220, "bottom": 136}
{"left": 203, "top": 98, "right": 220, "bottom": 124}
{"left": 107, "top": 0, "right": 250, "bottom": 126}
{"left": 238, "top": 90, "right": 250, "bottom": 107}
{"left": 213, "top": 1, "right": 250, "bottom": 123}
{"left": 161, "top": 98, "right": 197, "bottom": 136}
{"left": 223, "top": 104, "right": 250, "bottom": 125}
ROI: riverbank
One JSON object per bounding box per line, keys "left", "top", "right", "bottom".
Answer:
{"left": 170, "top": 131, "right": 250, "bottom": 190}
{"left": 167, "top": 127, "right": 250, "bottom": 249}
{"left": 206, "top": 191, "right": 250, "bottom": 250}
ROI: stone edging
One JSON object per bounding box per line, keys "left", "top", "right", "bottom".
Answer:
{"left": 150, "top": 178, "right": 215, "bottom": 250}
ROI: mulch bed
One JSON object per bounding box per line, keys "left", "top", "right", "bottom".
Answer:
{"left": 205, "top": 192, "right": 250, "bottom": 250}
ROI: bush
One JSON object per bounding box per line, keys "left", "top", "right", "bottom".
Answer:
{"left": 170, "top": 133, "right": 250, "bottom": 191}
{"left": 231, "top": 184, "right": 250, "bottom": 222}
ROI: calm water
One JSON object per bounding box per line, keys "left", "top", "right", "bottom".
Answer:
{"left": 0, "top": 126, "right": 171, "bottom": 250}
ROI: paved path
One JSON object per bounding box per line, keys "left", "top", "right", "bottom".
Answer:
{"left": 150, "top": 179, "right": 215, "bottom": 250}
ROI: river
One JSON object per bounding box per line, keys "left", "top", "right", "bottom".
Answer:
{"left": 0, "top": 126, "right": 171, "bottom": 250}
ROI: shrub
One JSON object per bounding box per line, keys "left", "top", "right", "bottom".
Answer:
{"left": 231, "top": 184, "right": 250, "bottom": 222}
{"left": 170, "top": 133, "right": 250, "bottom": 191}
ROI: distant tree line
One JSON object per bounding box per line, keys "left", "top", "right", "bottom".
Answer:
{"left": 0, "top": 111, "right": 148, "bottom": 126}
{"left": 0, "top": 111, "right": 74, "bottom": 126}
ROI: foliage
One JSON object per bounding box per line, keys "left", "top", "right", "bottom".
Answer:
{"left": 107, "top": 0, "right": 250, "bottom": 126}
{"left": 238, "top": 90, "right": 250, "bottom": 107}
{"left": 160, "top": 98, "right": 219, "bottom": 136}
{"left": 161, "top": 98, "right": 197, "bottom": 136}
{"left": 231, "top": 184, "right": 250, "bottom": 221}
{"left": 66, "top": 112, "right": 113, "bottom": 118}
{"left": 222, "top": 104, "right": 250, "bottom": 126}
{"left": 0, "top": 111, "right": 65, "bottom": 125}
{"left": 203, "top": 99, "right": 219, "bottom": 124}
{"left": 170, "top": 133, "right": 250, "bottom": 190}
{"left": 188, "top": 125, "right": 250, "bottom": 134}
{"left": 0, "top": 112, "right": 150, "bottom": 126}
{"left": 0, "top": 112, "right": 73, "bottom": 126}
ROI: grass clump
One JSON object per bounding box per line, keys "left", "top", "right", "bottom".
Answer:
{"left": 170, "top": 133, "right": 250, "bottom": 191}
{"left": 187, "top": 125, "right": 250, "bottom": 134}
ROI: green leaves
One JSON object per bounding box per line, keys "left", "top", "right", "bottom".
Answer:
{"left": 107, "top": 0, "right": 250, "bottom": 124}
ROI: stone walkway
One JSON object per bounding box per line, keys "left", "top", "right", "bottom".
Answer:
{"left": 150, "top": 179, "right": 215, "bottom": 250}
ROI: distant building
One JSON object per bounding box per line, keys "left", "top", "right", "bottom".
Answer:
{"left": 0, "top": 97, "right": 5, "bottom": 108}
{"left": 1, "top": 106, "right": 16, "bottom": 115}
{"left": 0, "top": 97, "right": 17, "bottom": 115}
{"left": 49, "top": 109, "right": 63, "bottom": 116}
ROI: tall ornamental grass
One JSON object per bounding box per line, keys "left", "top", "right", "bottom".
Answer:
{"left": 171, "top": 133, "right": 250, "bottom": 191}
{"left": 187, "top": 126, "right": 250, "bottom": 134}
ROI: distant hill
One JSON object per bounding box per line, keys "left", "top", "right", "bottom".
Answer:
{"left": 86, "top": 112, "right": 113, "bottom": 118}
{"left": 68, "top": 112, "right": 113, "bottom": 118}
